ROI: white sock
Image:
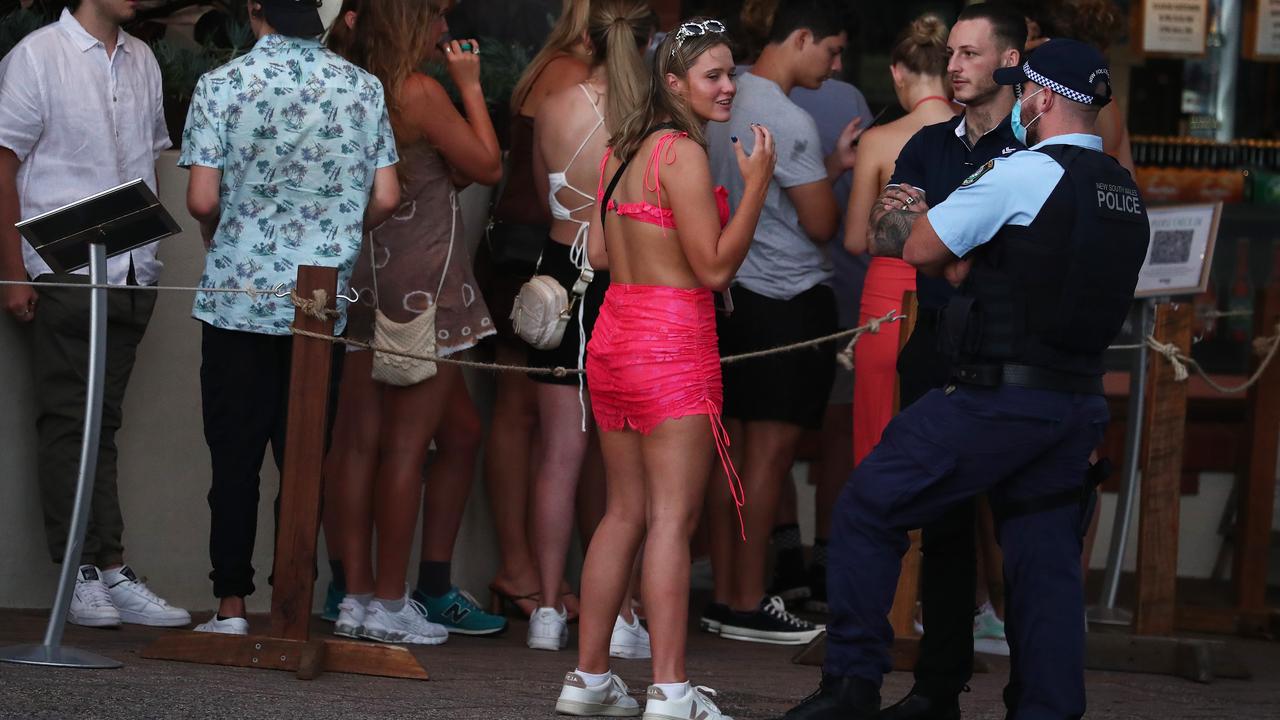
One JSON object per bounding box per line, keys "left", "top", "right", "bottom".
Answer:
{"left": 654, "top": 681, "right": 690, "bottom": 699}
{"left": 575, "top": 669, "right": 613, "bottom": 687}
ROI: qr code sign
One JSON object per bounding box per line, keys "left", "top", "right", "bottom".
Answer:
{"left": 1150, "top": 229, "right": 1193, "bottom": 265}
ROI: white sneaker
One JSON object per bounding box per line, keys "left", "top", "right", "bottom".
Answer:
{"left": 556, "top": 670, "right": 641, "bottom": 717}
{"left": 643, "top": 684, "right": 732, "bottom": 720}
{"left": 194, "top": 614, "right": 249, "bottom": 635}
{"left": 103, "top": 566, "right": 191, "bottom": 627}
{"left": 360, "top": 594, "right": 448, "bottom": 645}
{"left": 973, "top": 600, "right": 1010, "bottom": 656}
{"left": 610, "top": 613, "right": 651, "bottom": 659}
{"left": 528, "top": 606, "right": 569, "bottom": 651}
{"left": 68, "top": 565, "right": 120, "bottom": 628}
{"left": 333, "top": 595, "right": 367, "bottom": 639}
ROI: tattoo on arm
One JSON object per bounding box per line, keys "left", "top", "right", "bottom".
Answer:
{"left": 871, "top": 209, "right": 917, "bottom": 258}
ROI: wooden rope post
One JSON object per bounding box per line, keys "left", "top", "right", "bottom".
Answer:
{"left": 271, "top": 265, "right": 337, "bottom": 640}
{"left": 888, "top": 291, "right": 923, "bottom": 643}
{"left": 1135, "top": 301, "right": 1193, "bottom": 636}
{"left": 144, "top": 266, "right": 428, "bottom": 681}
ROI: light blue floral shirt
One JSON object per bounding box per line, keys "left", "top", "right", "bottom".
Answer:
{"left": 179, "top": 34, "right": 398, "bottom": 334}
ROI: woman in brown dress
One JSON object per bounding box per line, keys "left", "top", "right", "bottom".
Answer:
{"left": 323, "top": 0, "right": 502, "bottom": 645}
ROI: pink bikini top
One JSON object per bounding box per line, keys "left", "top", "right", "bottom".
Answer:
{"left": 597, "top": 131, "right": 731, "bottom": 231}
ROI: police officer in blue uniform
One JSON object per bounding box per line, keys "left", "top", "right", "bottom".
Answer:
{"left": 782, "top": 39, "right": 1150, "bottom": 720}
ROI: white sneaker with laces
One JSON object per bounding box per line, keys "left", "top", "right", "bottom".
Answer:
{"left": 610, "top": 613, "right": 651, "bottom": 659}
{"left": 333, "top": 595, "right": 367, "bottom": 639}
{"left": 103, "top": 565, "right": 191, "bottom": 627}
{"left": 556, "top": 670, "right": 641, "bottom": 717}
{"left": 973, "top": 600, "right": 1010, "bottom": 656}
{"left": 194, "top": 614, "right": 249, "bottom": 635}
{"left": 643, "top": 684, "right": 732, "bottom": 720}
{"left": 528, "top": 606, "right": 568, "bottom": 651}
{"left": 68, "top": 565, "right": 120, "bottom": 628}
{"left": 360, "top": 594, "right": 448, "bottom": 645}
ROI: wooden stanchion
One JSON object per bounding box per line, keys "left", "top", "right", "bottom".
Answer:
{"left": 887, "top": 291, "right": 923, "bottom": 648}
{"left": 1134, "top": 301, "right": 1193, "bottom": 636}
{"left": 144, "top": 265, "right": 429, "bottom": 681}
{"left": 1177, "top": 284, "right": 1280, "bottom": 638}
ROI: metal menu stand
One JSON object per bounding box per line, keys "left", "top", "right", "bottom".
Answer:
{"left": 0, "top": 179, "right": 180, "bottom": 669}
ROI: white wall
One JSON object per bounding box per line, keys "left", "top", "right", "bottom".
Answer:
{"left": 0, "top": 153, "right": 500, "bottom": 614}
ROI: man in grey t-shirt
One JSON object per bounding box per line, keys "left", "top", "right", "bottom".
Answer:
{"left": 703, "top": 0, "right": 861, "bottom": 647}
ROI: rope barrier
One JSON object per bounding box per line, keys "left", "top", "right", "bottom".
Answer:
{"left": 290, "top": 309, "right": 906, "bottom": 377}
{"left": 6, "top": 276, "right": 1274, "bottom": 394}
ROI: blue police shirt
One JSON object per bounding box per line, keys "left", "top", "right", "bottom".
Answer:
{"left": 889, "top": 115, "right": 1023, "bottom": 309}
{"left": 928, "top": 133, "right": 1105, "bottom": 259}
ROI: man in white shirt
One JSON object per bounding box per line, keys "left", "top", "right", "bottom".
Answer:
{"left": 0, "top": 0, "right": 190, "bottom": 629}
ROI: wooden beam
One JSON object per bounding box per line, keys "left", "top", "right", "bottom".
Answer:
{"left": 141, "top": 632, "right": 429, "bottom": 681}
{"left": 1175, "top": 604, "right": 1278, "bottom": 639}
{"left": 888, "top": 291, "right": 922, "bottom": 639}
{"left": 1134, "top": 302, "right": 1193, "bottom": 636}
{"left": 269, "top": 265, "right": 338, "bottom": 642}
{"left": 1233, "top": 285, "right": 1280, "bottom": 613}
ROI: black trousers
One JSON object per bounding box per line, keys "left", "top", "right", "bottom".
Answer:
{"left": 201, "top": 324, "right": 293, "bottom": 599}
{"left": 897, "top": 313, "right": 977, "bottom": 698}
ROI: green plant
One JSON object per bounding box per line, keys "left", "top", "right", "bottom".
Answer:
{"left": 425, "top": 36, "right": 534, "bottom": 110}
{"left": 151, "top": 20, "right": 253, "bottom": 105}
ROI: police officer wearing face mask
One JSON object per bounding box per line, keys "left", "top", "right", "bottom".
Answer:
{"left": 782, "top": 39, "right": 1149, "bottom": 720}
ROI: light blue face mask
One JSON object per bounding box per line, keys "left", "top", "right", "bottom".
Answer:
{"left": 1011, "top": 87, "right": 1046, "bottom": 145}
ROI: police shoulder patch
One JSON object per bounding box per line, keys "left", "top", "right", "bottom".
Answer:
{"left": 961, "top": 158, "right": 996, "bottom": 187}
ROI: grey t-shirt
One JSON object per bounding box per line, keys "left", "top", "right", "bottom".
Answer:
{"left": 707, "top": 72, "right": 831, "bottom": 301}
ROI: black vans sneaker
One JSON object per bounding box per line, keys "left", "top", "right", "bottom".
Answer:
{"left": 699, "top": 601, "right": 731, "bottom": 634}
{"left": 719, "top": 596, "right": 824, "bottom": 645}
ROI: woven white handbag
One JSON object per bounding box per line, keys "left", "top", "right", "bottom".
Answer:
{"left": 369, "top": 193, "right": 456, "bottom": 386}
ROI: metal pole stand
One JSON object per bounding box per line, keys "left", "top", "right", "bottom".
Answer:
{"left": 0, "top": 242, "right": 121, "bottom": 669}
{"left": 1089, "top": 299, "right": 1154, "bottom": 628}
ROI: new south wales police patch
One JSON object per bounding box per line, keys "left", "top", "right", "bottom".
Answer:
{"left": 961, "top": 158, "right": 996, "bottom": 186}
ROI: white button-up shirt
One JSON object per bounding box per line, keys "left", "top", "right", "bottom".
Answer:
{"left": 0, "top": 9, "right": 171, "bottom": 285}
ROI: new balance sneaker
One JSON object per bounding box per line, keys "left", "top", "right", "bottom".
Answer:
{"left": 333, "top": 595, "right": 367, "bottom": 639}
{"left": 610, "top": 613, "right": 651, "bottom": 659}
{"left": 414, "top": 586, "right": 507, "bottom": 636}
{"left": 719, "top": 596, "right": 824, "bottom": 645}
{"left": 68, "top": 565, "right": 120, "bottom": 628}
{"left": 698, "top": 602, "right": 730, "bottom": 634}
{"left": 643, "top": 683, "right": 731, "bottom": 720}
{"left": 103, "top": 566, "right": 191, "bottom": 627}
{"left": 528, "top": 606, "right": 569, "bottom": 651}
{"left": 194, "top": 614, "right": 249, "bottom": 635}
{"left": 556, "top": 670, "right": 641, "bottom": 717}
{"left": 361, "top": 594, "right": 449, "bottom": 645}
{"left": 973, "top": 601, "right": 1009, "bottom": 656}
{"left": 321, "top": 579, "right": 344, "bottom": 623}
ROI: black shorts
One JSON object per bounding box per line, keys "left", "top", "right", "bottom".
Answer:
{"left": 527, "top": 238, "right": 609, "bottom": 386}
{"left": 718, "top": 283, "right": 838, "bottom": 428}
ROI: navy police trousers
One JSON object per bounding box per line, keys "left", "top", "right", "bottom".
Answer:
{"left": 824, "top": 383, "right": 1108, "bottom": 720}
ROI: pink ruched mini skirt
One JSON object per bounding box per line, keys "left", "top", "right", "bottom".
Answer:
{"left": 586, "top": 283, "right": 744, "bottom": 532}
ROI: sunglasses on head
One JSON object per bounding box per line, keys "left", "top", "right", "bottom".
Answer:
{"left": 670, "top": 19, "right": 727, "bottom": 56}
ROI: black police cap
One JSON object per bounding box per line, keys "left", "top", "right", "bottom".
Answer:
{"left": 993, "top": 38, "right": 1112, "bottom": 107}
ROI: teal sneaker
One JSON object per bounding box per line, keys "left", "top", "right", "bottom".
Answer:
{"left": 413, "top": 586, "right": 508, "bottom": 636}
{"left": 321, "top": 579, "right": 344, "bottom": 623}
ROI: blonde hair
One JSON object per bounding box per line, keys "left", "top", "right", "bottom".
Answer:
{"left": 337, "top": 0, "right": 447, "bottom": 142}
{"left": 609, "top": 19, "right": 728, "bottom": 162}
{"left": 511, "top": 0, "right": 591, "bottom": 113}
{"left": 890, "top": 13, "right": 948, "bottom": 78}
{"left": 588, "top": 0, "right": 656, "bottom": 131}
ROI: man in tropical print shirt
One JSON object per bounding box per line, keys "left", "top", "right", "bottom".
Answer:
{"left": 178, "top": 0, "right": 400, "bottom": 634}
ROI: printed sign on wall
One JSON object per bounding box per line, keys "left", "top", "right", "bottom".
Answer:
{"left": 1136, "top": 0, "right": 1209, "bottom": 56}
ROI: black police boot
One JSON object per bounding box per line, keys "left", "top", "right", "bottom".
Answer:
{"left": 876, "top": 686, "right": 961, "bottom": 720}
{"left": 778, "top": 674, "right": 880, "bottom": 720}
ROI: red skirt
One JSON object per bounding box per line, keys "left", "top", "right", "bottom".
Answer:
{"left": 853, "top": 257, "right": 916, "bottom": 466}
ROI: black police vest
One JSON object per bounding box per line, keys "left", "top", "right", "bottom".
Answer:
{"left": 943, "top": 144, "right": 1150, "bottom": 377}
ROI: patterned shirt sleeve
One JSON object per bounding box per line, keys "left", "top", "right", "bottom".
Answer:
{"left": 372, "top": 90, "right": 398, "bottom": 169}
{"left": 178, "top": 74, "right": 225, "bottom": 169}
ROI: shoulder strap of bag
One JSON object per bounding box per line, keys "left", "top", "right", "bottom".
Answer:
{"left": 599, "top": 157, "right": 632, "bottom": 226}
